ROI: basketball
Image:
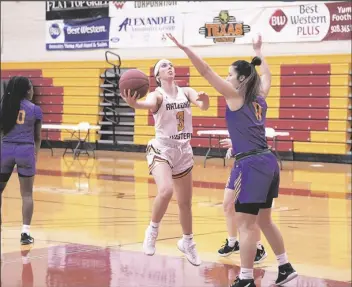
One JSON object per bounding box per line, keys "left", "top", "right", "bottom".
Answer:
{"left": 119, "top": 69, "right": 150, "bottom": 99}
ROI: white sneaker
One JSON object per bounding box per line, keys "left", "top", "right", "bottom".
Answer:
{"left": 143, "top": 226, "right": 158, "bottom": 256}
{"left": 177, "top": 238, "right": 202, "bottom": 266}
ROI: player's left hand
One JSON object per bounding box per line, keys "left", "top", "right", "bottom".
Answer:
{"left": 166, "top": 33, "right": 185, "bottom": 50}
{"left": 252, "top": 34, "right": 262, "bottom": 52}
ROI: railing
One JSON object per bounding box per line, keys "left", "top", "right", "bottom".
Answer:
{"left": 102, "top": 51, "right": 122, "bottom": 144}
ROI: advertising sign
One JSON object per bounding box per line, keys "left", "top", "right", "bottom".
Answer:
{"left": 46, "top": 1, "right": 109, "bottom": 20}
{"left": 184, "top": 9, "right": 261, "bottom": 46}
{"left": 184, "top": 1, "right": 351, "bottom": 46}
{"left": 109, "top": 10, "right": 183, "bottom": 48}
{"left": 46, "top": 17, "right": 110, "bottom": 50}
{"left": 264, "top": 1, "right": 351, "bottom": 42}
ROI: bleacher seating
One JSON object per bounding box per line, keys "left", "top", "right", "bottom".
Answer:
{"left": 1, "top": 53, "right": 351, "bottom": 161}
{"left": 1, "top": 65, "right": 102, "bottom": 143}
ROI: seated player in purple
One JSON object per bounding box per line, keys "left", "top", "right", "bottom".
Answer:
{"left": 167, "top": 33, "right": 298, "bottom": 287}
{"left": 0, "top": 76, "right": 42, "bottom": 245}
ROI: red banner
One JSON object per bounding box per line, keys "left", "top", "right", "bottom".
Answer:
{"left": 323, "top": 1, "right": 351, "bottom": 41}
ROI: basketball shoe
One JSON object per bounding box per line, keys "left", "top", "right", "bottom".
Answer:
{"left": 218, "top": 239, "right": 240, "bottom": 256}
{"left": 20, "top": 233, "right": 34, "bottom": 245}
{"left": 230, "top": 276, "right": 256, "bottom": 287}
{"left": 254, "top": 245, "right": 267, "bottom": 264}
{"left": 177, "top": 238, "right": 201, "bottom": 266}
{"left": 218, "top": 239, "right": 267, "bottom": 264}
{"left": 275, "top": 262, "right": 298, "bottom": 285}
{"left": 142, "top": 226, "right": 158, "bottom": 256}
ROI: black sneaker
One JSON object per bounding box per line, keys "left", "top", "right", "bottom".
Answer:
{"left": 275, "top": 262, "right": 298, "bottom": 285}
{"left": 218, "top": 239, "right": 239, "bottom": 257}
{"left": 20, "top": 233, "right": 34, "bottom": 245}
{"left": 230, "top": 276, "right": 256, "bottom": 287}
{"left": 254, "top": 245, "right": 267, "bottom": 264}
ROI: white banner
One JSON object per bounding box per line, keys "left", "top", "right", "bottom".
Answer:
{"left": 109, "top": 1, "right": 180, "bottom": 16}
{"left": 108, "top": 1, "right": 330, "bottom": 16}
{"left": 184, "top": 2, "right": 351, "bottom": 46}
{"left": 260, "top": 2, "right": 349, "bottom": 42}
{"left": 109, "top": 1, "right": 237, "bottom": 16}
{"left": 109, "top": 10, "right": 183, "bottom": 48}
{"left": 183, "top": 9, "right": 264, "bottom": 46}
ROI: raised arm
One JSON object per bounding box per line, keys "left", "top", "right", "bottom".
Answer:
{"left": 253, "top": 34, "right": 271, "bottom": 98}
{"left": 166, "top": 34, "right": 240, "bottom": 102}
{"left": 183, "top": 87, "right": 209, "bottom": 111}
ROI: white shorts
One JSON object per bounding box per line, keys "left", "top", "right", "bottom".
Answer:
{"left": 146, "top": 138, "right": 194, "bottom": 179}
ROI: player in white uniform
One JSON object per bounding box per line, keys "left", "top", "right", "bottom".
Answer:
{"left": 121, "top": 59, "right": 209, "bottom": 266}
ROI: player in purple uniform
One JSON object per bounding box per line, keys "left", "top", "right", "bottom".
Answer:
{"left": 217, "top": 36, "right": 269, "bottom": 265}
{"left": 167, "top": 33, "right": 297, "bottom": 287}
{"left": 0, "top": 76, "right": 42, "bottom": 245}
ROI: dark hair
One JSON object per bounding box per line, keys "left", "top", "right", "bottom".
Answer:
{"left": 0, "top": 76, "right": 32, "bottom": 135}
{"left": 231, "top": 56, "right": 262, "bottom": 104}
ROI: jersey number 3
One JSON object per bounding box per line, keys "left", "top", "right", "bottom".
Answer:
{"left": 176, "top": 111, "right": 185, "bottom": 132}
{"left": 252, "top": 102, "right": 263, "bottom": 121}
{"left": 16, "top": 110, "right": 26, "bottom": 125}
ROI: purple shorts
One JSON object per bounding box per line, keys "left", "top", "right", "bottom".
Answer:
{"left": 226, "top": 151, "right": 279, "bottom": 204}
{"left": 0, "top": 143, "right": 36, "bottom": 178}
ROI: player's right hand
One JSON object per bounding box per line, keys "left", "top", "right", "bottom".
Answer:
{"left": 220, "top": 138, "right": 232, "bottom": 148}
{"left": 225, "top": 148, "right": 233, "bottom": 159}
{"left": 121, "top": 89, "right": 138, "bottom": 108}
{"left": 166, "top": 33, "right": 186, "bottom": 50}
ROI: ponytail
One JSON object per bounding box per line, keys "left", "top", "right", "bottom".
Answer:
{"left": 231, "top": 56, "right": 262, "bottom": 104}
{"left": 1, "top": 76, "right": 31, "bottom": 135}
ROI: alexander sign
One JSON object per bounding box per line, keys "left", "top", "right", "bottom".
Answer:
{"left": 46, "top": 1, "right": 109, "bottom": 20}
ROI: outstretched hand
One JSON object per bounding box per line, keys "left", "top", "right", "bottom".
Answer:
{"left": 166, "top": 33, "right": 186, "bottom": 50}
{"left": 252, "top": 34, "right": 262, "bottom": 52}
{"left": 121, "top": 89, "right": 138, "bottom": 108}
{"left": 220, "top": 138, "right": 232, "bottom": 149}
{"left": 196, "top": 91, "right": 209, "bottom": 102}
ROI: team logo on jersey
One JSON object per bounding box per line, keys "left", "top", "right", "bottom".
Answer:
{"left": 198, "top": 10, "right": 250, "bottom": 43}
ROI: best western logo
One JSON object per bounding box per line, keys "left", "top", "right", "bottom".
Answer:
{"left": 269, "top": 4, "right": 328, "bottom": 36}
{"left": 269, "top": 9, "right": 288, "bottom": 32}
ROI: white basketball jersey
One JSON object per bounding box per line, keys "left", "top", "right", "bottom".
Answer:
{"left": 153, "top": 86, "right": 193, "bottom": 144}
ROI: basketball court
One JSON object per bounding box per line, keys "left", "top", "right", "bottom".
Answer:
{"left": 1, "top": 150, "right": 351, "bottom": 287}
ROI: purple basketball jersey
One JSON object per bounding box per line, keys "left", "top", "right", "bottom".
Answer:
{"left": 2, "top": 99, "right": 42, "bottom": 144}
{"left": 225, "top": 96, "right": 268, "bottom": 154}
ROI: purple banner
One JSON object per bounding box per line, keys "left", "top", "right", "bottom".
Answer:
{"left": 46, "top": 17, "right": 110, "bottom": 50}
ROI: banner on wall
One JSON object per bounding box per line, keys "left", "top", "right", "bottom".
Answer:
{"left": 108, "top": 1, "right": 326, "bottom": 16}
{"left": 261, "top": 1, "right": 351, "bottom": 42}
{"left": 184, "top": 1, "right": 351, "bottom": 46}
{"left": 109, "top": 1, "right": 180, "bottom": 15}
{"left": 183, "top": 9, "right": 261, "bottom": 46}
{"left": 46, "top": 1, "right": 109, "bottom": 20}
{"left": 109, "top": 10, "right": 183, "bottom": 48}
{"left": 46, "top": 18, "right": 110, "bottom": 50}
